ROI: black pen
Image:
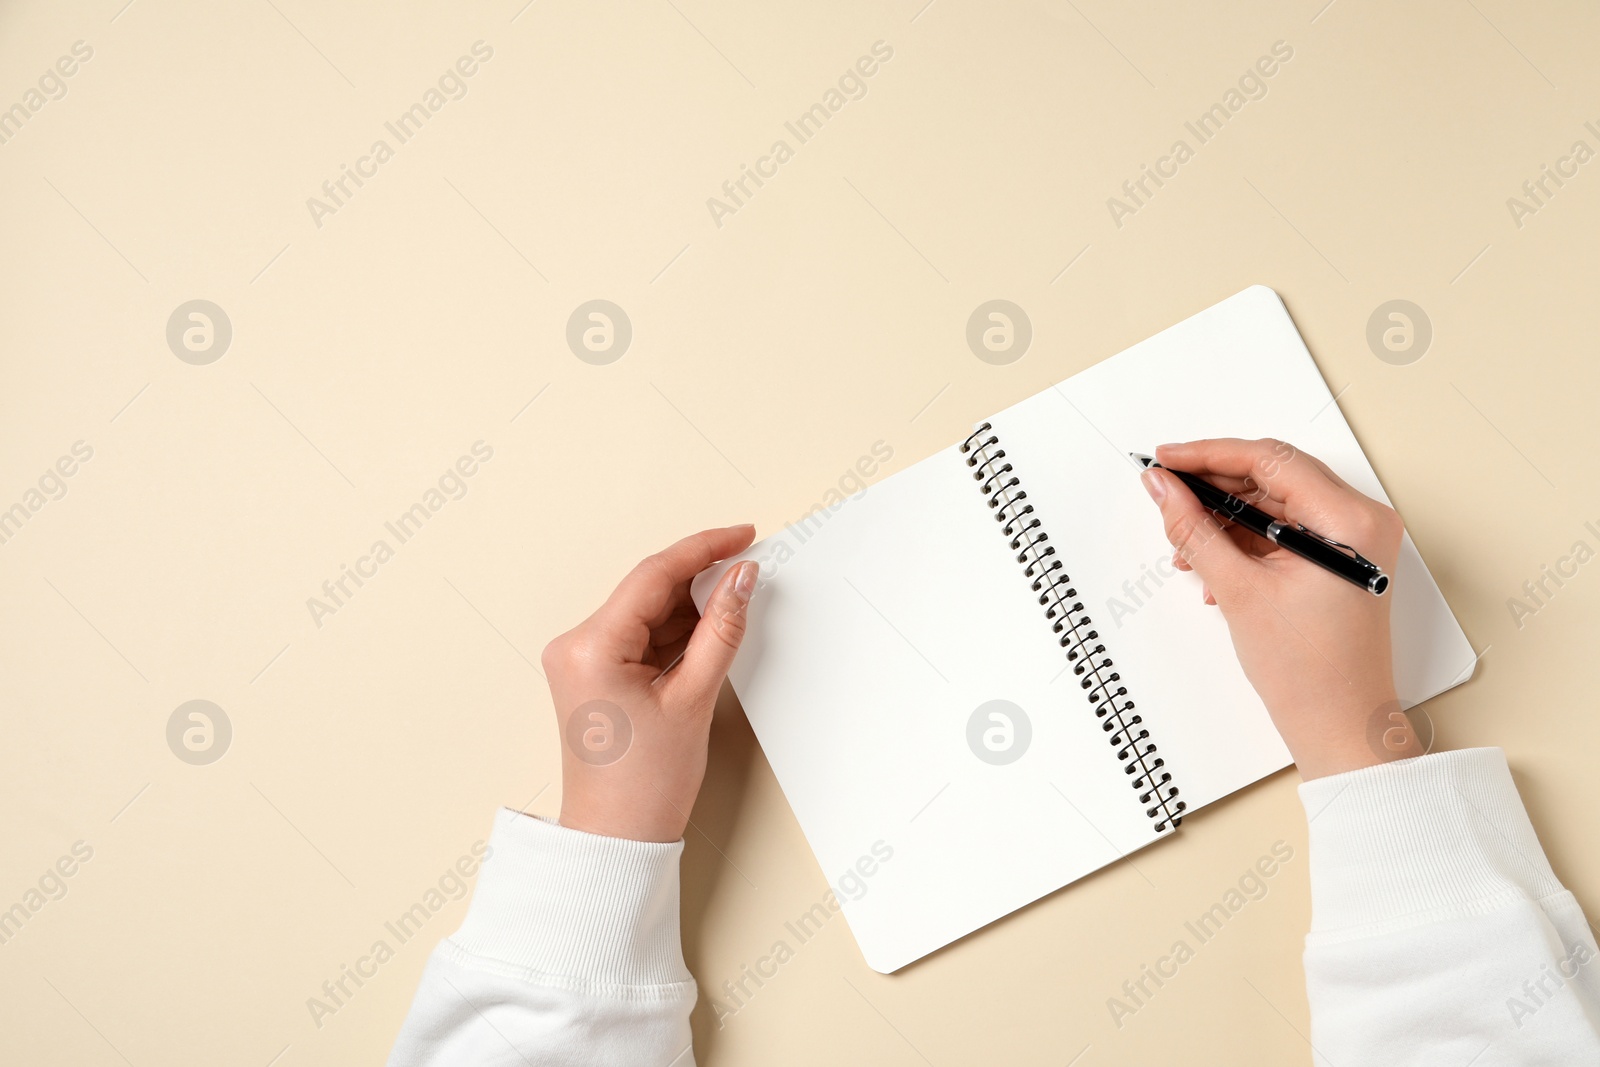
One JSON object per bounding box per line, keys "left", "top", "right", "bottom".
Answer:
{"left": 1130, "top": 454, "right": 1390, "bottom": 596}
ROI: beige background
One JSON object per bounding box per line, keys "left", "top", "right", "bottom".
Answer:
{"left": 2, "top": 0, "right": 1598, "bottom": 1063}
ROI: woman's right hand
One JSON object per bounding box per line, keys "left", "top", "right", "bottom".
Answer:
{"left": 1139, "top": 438, "right": 1421, "bottom": 780}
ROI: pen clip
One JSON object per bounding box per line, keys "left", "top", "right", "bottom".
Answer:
{"left": 1295, "top": 524, "right": 1379, "bottom": 572}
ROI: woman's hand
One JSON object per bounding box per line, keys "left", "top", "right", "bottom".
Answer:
{"left": 541, "top": 525, "right": 759, "bottom": 842}
{"left": 1140, "top": 439, "right": 1421, "bottom": 780}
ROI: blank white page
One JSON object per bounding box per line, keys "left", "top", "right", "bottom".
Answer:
{"left": 986, "top": 285, "right": 1476, "bottom": 812}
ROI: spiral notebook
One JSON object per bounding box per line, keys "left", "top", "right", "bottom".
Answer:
{"left": 691, "top": 286, "right": 1477, "bottom": 973}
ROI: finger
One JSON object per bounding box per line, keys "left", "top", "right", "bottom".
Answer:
{"left": 1155, "top": 439, "right": 1402, "bottom": 561}
{"left": 1224, "top": 447, "right": 1360, "bottom": 499}
{"left": 597, "top": 525, "right": 756, "bottom": 634}
{"left": 1196, "top": 474, "right": 1288, "bottom": 521}
{"left": 645, "top": 624, "right": 696, "bottom": 670}
{"left": 1155, "top": 439, "right": 1357, "bottom": 518}
{"left": 1203, "top": 473, "right": 1254, "bottom": 496}
{"left": 1222, "top": 523, "right": 1275, "bottom": 560}
{"left": 667, "top": 560, "right": 759, "bottom": 707}
{"left": 1142, "top": 468, "right": 1253, "bottom": 602}
{"left": 1300, "top": 450, "right": 1359, "bottom": 494}
{"left": 649, "top": 611, "right": 698, "bottom": 650}
{"left": 1171, "top": 518, "right": 1273, "bottom": 570}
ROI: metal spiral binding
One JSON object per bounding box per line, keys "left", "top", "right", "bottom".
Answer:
{"left": 960, "top": 422, "right": 1185, "bottom": 834}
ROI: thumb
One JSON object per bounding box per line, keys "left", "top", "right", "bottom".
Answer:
{"left": 1142, "top": 468, "right": 1251, "bottom": 602}
{"left": 670, "top": 560, "right": 758, "bottom": 705}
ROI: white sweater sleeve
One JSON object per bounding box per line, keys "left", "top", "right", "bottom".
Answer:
{"left": 1300, "top": 747, "right": 1600, "bottom": 1066}
{"left": 391, "top": 749, "right": 1598, "bottom": 1066}
{"left": 387, "top": 810, "right": 697, "bottom": 1067}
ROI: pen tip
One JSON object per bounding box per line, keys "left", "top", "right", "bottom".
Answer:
{"left": 1129, "top": 453, "right": 1156, "bottom": 468}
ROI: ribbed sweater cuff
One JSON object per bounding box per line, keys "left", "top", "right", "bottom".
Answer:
{"left": 1299, "top": 747, "right": 1565, "bottom": 942}
{"left": 447, "top": 809, "right": 692, "bottom": 990}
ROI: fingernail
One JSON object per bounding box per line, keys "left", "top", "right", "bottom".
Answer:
{"left": 732, "top": 561, "right": 757, "bottom": 604}
{"left": 1141, "top": 468, "right": 1166, "bottom": 504}
{"left": 732, "top": 522, "right": 755, "bottom": 534}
